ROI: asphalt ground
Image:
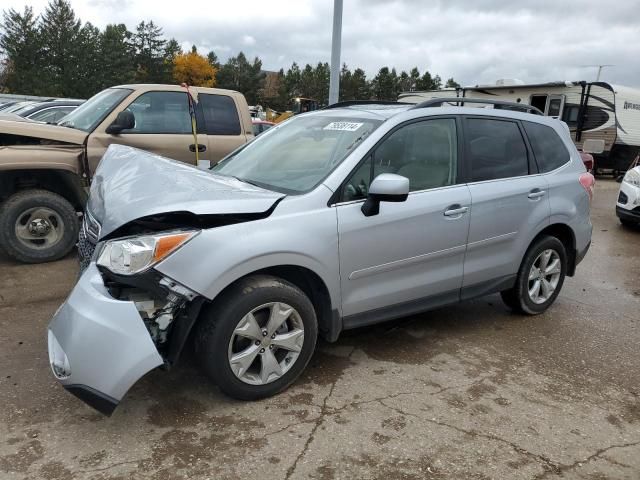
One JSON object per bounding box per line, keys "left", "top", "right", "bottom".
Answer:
{"left": 0, "top": 178, "right": 638, "bottom": 479}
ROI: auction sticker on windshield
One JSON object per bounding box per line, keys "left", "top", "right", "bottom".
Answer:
{"left": 323, "top": 122, "right": 363, "bottom": 131}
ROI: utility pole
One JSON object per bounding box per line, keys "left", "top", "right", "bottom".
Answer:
{"left": 580, "top": 64, "right": 614, "bottom": 81}
{"left": 328, "top": 0, "right": 343, "bottom": 105}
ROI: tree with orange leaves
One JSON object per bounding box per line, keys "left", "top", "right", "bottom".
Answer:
{"left": 173, "top": 46, "right": 217, "bottom": 87}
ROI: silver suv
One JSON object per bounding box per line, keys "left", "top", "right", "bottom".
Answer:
{"left": 48, "top": 100, "right": 594, "bottom": 415}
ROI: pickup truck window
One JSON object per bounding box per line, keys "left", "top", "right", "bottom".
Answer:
{"left": 123, "top": 91, "right": 192, "bottom": 134}
{"left": 58, "top": 88, "right": 132, "bottom": 132}
{"left": 199, "top": 94, "right": 242, "bottom": 135}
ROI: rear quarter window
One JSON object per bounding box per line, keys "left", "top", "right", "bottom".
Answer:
{"left": 523, "top": 121, "right": 570, "bottom": 172}
{"left": 199, "top": 94, "right": 242, "bottom": 135}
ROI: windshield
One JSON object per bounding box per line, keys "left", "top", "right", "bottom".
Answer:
{"left": 58, "top": 88, "right": 132, "bottom": 132}
{"left": 212, "top": 115, "right": 382, "bottom": 194}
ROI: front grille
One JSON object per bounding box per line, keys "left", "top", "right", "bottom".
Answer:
{"left": 84, "top": 209, "right": 101, "bottom": 242}
{"left": 78, "top": 214, "right": 99, "bottom": 272}
{"left": 618, "top": 191, "right": 629, "bottom": 205}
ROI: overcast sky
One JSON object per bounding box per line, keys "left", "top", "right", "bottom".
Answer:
{"left": 5, "top": 0, "right": 640, "bottom": 87}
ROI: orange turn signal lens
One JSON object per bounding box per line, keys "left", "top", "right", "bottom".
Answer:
{"left": 153, "top": 232, "right": 194, "bottom": 263}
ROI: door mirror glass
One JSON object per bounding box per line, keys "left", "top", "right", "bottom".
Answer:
{"left": 106, "top": 110, "right": 135, "bottom": 134}
{"left": 362, "top": 173, "right": 409, "bottom": 217}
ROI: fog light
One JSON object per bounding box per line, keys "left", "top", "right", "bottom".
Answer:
{"left": 48, "top": 330, "right": 71, "bottom": 379}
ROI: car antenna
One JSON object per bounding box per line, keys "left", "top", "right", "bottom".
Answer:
{"left": 182, "top": 83, "right": 200, "bottom": 166}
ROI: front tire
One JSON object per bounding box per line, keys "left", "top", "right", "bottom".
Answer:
{"left": 0, "top": 189, "right": 79, "bottom": 264}
{"left": 195, "top": 275, "right": 318, "bottom": 400}
{"left": 501, "top": 235, "right": 567, "bottom": 315}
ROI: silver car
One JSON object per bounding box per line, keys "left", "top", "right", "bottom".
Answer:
{"left": 48, "top": 101, "right": 594, "bottom": 414}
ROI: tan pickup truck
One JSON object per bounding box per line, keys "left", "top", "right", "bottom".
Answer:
{"left": 0, "top": 84, "right": 254, "bottom": 263}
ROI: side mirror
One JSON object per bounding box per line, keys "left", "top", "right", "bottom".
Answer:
{"left": 106, "top": 110, "right": 135, "bottom": 135}
{"left": 361, "top": 173, "right": 409, "bottom": 217}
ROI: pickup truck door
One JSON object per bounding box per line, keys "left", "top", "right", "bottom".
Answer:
{"left": 197, "top": 91, "right": 252, "bottom": 165}
{"left": 87, "top": 90, "right": 207, "bottom": 169}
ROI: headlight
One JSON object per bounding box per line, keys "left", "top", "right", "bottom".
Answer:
{"left": 97, "top": 230, "right": 198, "bottom": 275}
{"left": 623, "top": 169, "right": 640, "bottom": 187}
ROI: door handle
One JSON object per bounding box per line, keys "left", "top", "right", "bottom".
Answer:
{"left": 189, "top": 143, "right": 207, "bottom": 153}
{"left": 444, "top": 205, "right": 469, "bottom": 217}
{"left": 528, "top": 189, "right": 546, "bottom": 199}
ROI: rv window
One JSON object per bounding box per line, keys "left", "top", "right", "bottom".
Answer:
{"left": 523, "top": 121, "right": 570, "bottom": 172}
{"left": 562, "top": 106, "right": 580, "bottom": 125}
{"left": 548, "top": 99, "right": 562, "bottom": 118}
{"left": 530, "top": 95, "right": 548, "bottom": 113}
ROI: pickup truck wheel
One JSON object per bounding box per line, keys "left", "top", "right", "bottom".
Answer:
{"left": 195, "top": 275, "right": 318, "bottom": 400}
{"left": 501, "top": 235, "right": 567, "bottom": 315}
{"left": 0, "top": 189, "right": 79, "bottom": 264}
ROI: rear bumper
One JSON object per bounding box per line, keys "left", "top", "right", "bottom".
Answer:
{"left": 48, "top": 263, "right": 164, "bottom": 415}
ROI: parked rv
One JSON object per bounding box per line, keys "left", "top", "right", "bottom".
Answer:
{"left": 400, "top": 81, "right": 640, "bottom": 175}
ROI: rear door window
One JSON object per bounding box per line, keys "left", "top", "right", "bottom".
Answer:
{"left": 465, "top": 118, "right": 529, "bottom": 182}
{"left": 199, "top": 94, "right": 241, "bottom": 135}
{"left": 523, "top": 121, "right": 570, "bottom": 172}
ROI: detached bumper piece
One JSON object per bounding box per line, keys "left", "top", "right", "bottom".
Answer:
{"left": 48, "top": 263, "right": 164, "bottom": 415}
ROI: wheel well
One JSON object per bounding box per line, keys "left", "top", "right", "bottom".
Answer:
{"left": 533, "top": 224, "right": 577, "bottom": 276}
{"left": 0, "top": 170, "right": 87, "bottom": 210}
{"left": 215, "top": 265, "right": 337, "bottom": 342}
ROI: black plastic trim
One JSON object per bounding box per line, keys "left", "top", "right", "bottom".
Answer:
{"left": 575, "top": 241, "right": 591, "bottom": 269}
{"left": 166, "top": 297, "right": 207, "bottom": 366}
{"left": 460, "top": 275, "right": 516, "bottom": 301}
{"left": 342, "top": 289, "right": 459, "bottom": 330}
{"left": 322, "top": 100, "right": 413, "bottom": 110}
{"left": 616, "top": 205, "right": 640, "bottom": 222}
{"left": 64, "top": 384, "right": 118, "bottom": 416}
{"left": 411, "top": 97, "right": 544, "bottom": 115}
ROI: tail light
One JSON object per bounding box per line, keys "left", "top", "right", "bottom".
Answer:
{"left": 579, "top": 172, "right": 595, "bottom": 202}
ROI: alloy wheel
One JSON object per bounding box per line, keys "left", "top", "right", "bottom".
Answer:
{"left": 227, "top": 302, "right": 305, "bottom": 385}
{"left": 527, "top": 249, "right": 562, "bottom": 304}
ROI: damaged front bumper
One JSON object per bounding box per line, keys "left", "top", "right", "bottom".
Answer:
{"left": 48, "top": 263, "right": 165, "bottom": 415}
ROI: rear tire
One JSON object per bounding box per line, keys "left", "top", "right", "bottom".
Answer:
{"left": 501, "top": 235, "right": 567, "bottom": 315}
{"left": 194, "top": 275, "right": 318, "bottom": 400}
{"left": 0, "top": 189, "right": 79, "bottom": 264}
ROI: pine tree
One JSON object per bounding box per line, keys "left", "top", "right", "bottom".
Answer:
{"left": 0, "top": 7, "right": 44, "bottom": 95}
{"left": 132, "top": 20, "right": 166, "bottom": 83}
{"left": 74, "top": 22, "right": 101, "bottom": 97}
{"left": 216, "top": 52, "right": 265, "bottom": 104}
{"left": 39, "top": 0, "right": 82, "bottom": 96}
{"left": 98, "top": 24, "right": 135, "bottom": 90}
{"left": 206, "top": 51, "right": 219, "bottom": 70}
{"left": 445, "top": 77, "right": 461, "bottom": 89}
{"left": 371, "top": 67, "right": 397, "bottom": 100}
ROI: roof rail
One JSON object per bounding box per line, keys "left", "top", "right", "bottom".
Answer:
{"left": 410, "top": 97, "right": 544, "bottom": 115}
{"left": 323, "top": 100, "right": 412, "bottom": 110}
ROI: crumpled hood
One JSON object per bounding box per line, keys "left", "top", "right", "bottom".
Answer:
{"left": 88, "top": 144, "right": 285, "bottom": 238}
{"left": 0, "top": 118, "right": 88, "bottom": 144}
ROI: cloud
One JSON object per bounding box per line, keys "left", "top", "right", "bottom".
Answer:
{"left": 3, "top": 0, "right": 639, "bottom": 87}
{"left": 242, "top": 35, "right": 256, "bottom": 46}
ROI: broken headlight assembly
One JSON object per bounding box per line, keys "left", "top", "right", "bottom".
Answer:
{"left": 97, "top": 230, "right": 199, "bottom": 275}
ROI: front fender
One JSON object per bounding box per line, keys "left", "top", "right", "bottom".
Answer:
{"left": 155, "top": 206, "right": 341, "bottom": 314}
